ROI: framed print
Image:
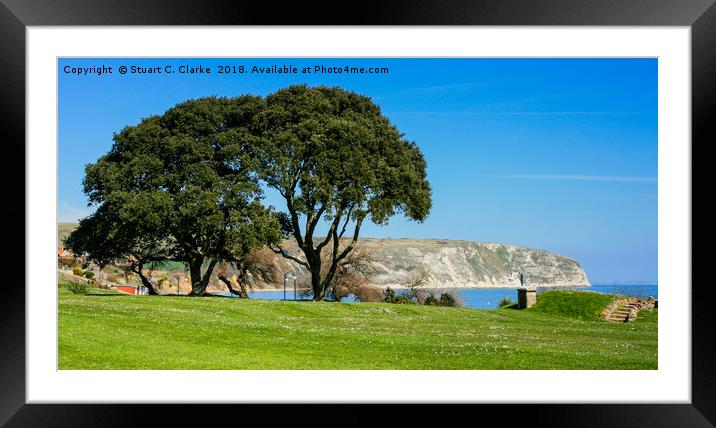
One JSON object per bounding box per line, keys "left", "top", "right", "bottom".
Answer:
{"left": 3, "top": 0, "right": 712, "bottom": 426}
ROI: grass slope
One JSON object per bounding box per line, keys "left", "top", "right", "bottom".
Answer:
{"left": 58, "top": 284, "right": 657, "bottom": 370}
{"left": 529, "top": 290, "right": 617, "bottom": 321}
{"left": 57, "top": 222, "right": 79, "bottom": 245}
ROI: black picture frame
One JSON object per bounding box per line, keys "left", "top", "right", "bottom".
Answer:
{"left": 2, "top": 0, "right": 710, "bottom": 426}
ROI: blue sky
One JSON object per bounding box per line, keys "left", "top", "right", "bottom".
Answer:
{"left": 58, "top": 58, "right": 657, "bottom": 283}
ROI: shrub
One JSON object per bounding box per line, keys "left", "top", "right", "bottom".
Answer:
{"left": 383, "top": 287, "right": 415, "bottom": 304}
{"left": 83, "top": 271, "right": 94, "bottom": 280}
{"left": 392, "top": 295, "right": 415, "bottom": 304}
{"left": 66, "top": 281, "right": 88, "bottom": 295}
{"left": 72, "top": 267, "right": 84, "bottom": 276}
{"left": 383, "top": 287, "right": 397, "bottom": 303}
{"left": 498, "top": 297, "right": 514, "bottom": 308}
{"left": 439, "top": 292, "right": 459, "bottom": 307}
{"left": 424, "top": 293, "right": 439, "bottom": 306}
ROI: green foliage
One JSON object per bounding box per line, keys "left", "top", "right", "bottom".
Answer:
{"left": 65, "top": 281, "right": 88, "bottom": 295}
{"left": 256, "top": 85, "right": 432, "bottom": 298}
{"left": 65, "top": 96, "right": 283, "bottom": 295}
{"left": 392, "top": 295, "right": 415, "bottom": 304}
{"left": 383, "top": 287, "right": 414, "bottom": 304}
{"left": 439, "top": 292, "right": 459, "bottom": 307}
{"left": 65, "top": 88, "right": 432, "bottom": 298}
{"left": 385, "top": 288, "right": 458, "bottom": 307}
{"left": 529, "top": 290, "right": 619, "bottom": 321}
{"left": 149, "top": 261, "right": 188, "bottom": 272}
{"left": 498, "top": 297, "right": 514, "bottom": 308}
{"left": 258, "top": 85, "right": 431, "bottom": 226}
{"left": 72, "top": 267, "right": 84, "bottom": 276}
{"left": 423, "top": 293, "right": 439, "bottom": 306}
{"left": 83, "top": 271, "right": 94, "bottom": 280}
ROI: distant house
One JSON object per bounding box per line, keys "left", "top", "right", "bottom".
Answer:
{"left": 57, "top": 247, "right": 73, "bottom": 258}
{"left": 57, "top": 247, "right": 84, "bottom": 265}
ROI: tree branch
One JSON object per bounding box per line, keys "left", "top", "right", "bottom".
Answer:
{"left": 335, "top": 216, "right": 364, "bottom": 264}
{"left": 219, "top": 274, "right": 248, "bottom": 298}
{"left": 285, "top": 193, "right": 305, "bottom": 249}
{"left": 316, "top": 205, "right": 344, "bottom": 252}
{"left": 337, "top": 206, "right": 354, "bottom": 240}
{"left": 131, "top": 260, "right": 158, "bottom": 295}
{"left": 306, "top": 203, "right": 327, "bottom": 240}
{"left": 269, "top": 244, "right": 310, "bottom": 269}
{"left": 319, "top": 211, "right": 362, "bottom": 294}
{"left": 202, "top": 258, "right": 219, "bottom": 284}
{"left": 291, "top": 159, "right": 305, "bottom": 190}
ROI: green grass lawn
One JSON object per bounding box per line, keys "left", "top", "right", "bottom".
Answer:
{"left": 58, "top": 284, "right": 657, "bottom": 370}
{"left": 529, "top": 290, "right": 618, "bottom": 320}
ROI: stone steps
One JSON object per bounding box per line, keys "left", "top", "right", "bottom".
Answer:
{"left": 601, "top": 296, "right": 657, "bottom": 323}
{"left": 606, "top": 305, "right": 632, "bottom": 323}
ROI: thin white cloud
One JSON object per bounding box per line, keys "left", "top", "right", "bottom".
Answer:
{"left": 58, "top": 203, "right": 93, "bottom": 222}
{"left": 374, "top": 81, "right": 492, "bottom": 99}
{"left": 391, "top": 111, "right": 646, "bottom": 116}
{"left": 497, "top": 174, "right": 657, "bottom": 183}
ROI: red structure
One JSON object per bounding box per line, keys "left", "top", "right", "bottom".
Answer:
{"left": 113, "top": 285, "right": 140, "bottom": 295}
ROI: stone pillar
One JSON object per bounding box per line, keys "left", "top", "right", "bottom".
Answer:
{"left": 517, "top": 287, "right": 537, "bottom": 309}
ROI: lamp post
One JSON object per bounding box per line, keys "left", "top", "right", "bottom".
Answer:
{"left": 283, "top": 272, "right": 297, "bottom": 301}
{"left": 175, "top": 274, "right": 182, "bottom": 295}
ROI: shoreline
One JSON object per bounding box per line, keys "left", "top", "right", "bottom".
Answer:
{"left": 247, "top": 284, "right": 596, "bottom": 292}
{"left": 244, "top": 283, "right": 656, "bottom": 293}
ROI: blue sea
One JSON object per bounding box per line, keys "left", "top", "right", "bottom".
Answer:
{"left": 219, "top": 283, "right": 658, "bottom": 310}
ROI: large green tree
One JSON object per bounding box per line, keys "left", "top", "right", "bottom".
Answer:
{"left": 64, "top": 199, "right": 176, "bottom": 295}
{"left": 67, "top": 96, "right": 282, "bottom": 296}
{"left": 257, "top": 85, "right": 432, "bottom": 300}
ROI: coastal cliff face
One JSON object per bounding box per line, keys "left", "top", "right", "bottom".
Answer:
{"left": 252, "top": 238, "right": 590, "bottom": 290}
{"left": 58, "top": 223, "right": 590, "bottom": 290}
{"left": 360, "top": 239, "right": 589, "bottom": 289}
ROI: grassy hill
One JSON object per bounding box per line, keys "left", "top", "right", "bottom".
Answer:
{"left": 58, "top": 283, "right": 657, "bottom": 370}
{"left": 58, "top": 222, "right": 79, "bottom": 245}
{"left": 529, "top": 290, "right": 617, "bottom": 321}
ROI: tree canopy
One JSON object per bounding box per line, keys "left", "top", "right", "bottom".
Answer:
{"left": 256, "top": 85, "right": 432, "bottom": 300}
{"left": 66, "top": 96, "right": 283, "bottom": 296}
{"left": 66, "top": 86, "right": 431, "bottom": 300}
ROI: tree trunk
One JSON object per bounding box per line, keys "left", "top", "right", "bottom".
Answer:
{"left": 304, "top": 249, "right": 324, "bottom": 301}
{"left": 138, "top": 274, "right": 159, "bottom": 295}
{"left": 311, "top": 267, "right": 325, "bottom": 301}
{"left": 188, "top": 257, "right": 204, "bottom": 295}
{"left": 321, "top": 266, "right": 338, "bottom": 300}
{"left": 188, "top": 257, "right": 217, "bottom": 296}
{"left": 219, "top": 275, "right": 248, "bottom": 298}
{"left": 275, "top": 202, "right": 364, "bottom": 302}
{"left": 133, "top": 265, "right": 158, "bottom": 295}
{"left": 236, "top": 270, "right": 251, "bottom": 298}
